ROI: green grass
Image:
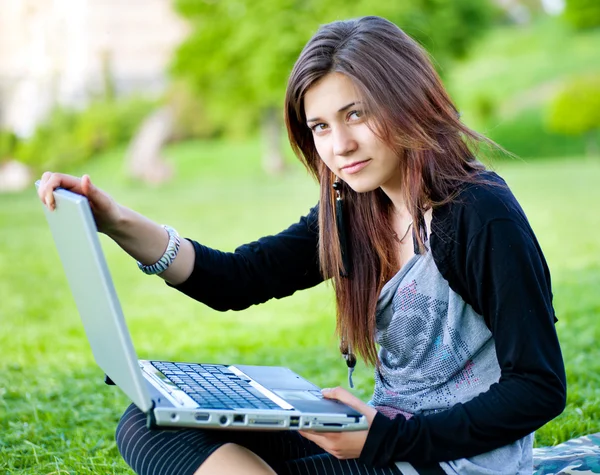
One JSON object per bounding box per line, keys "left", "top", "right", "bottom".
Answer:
{"left": 1, "top": 139, "right": 600, "bottom": 473}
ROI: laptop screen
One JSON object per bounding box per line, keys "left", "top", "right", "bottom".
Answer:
{"left": 37, "top": 184, "right": 153, "bottom": 412}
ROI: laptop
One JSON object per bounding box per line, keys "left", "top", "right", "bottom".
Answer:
{"left": 37, "top": 183, "right": 368, "bottom": 432}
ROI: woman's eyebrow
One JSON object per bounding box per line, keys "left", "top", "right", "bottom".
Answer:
{"left": 306, "top": 101, "right": 361, "bottom": 123}
{"left": 338, "top": 101, "right": 359, "bottom": 113}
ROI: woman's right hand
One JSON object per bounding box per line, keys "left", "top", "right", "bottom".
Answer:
{"left": 38, "top": 172, "right": 121, "bottom": 234}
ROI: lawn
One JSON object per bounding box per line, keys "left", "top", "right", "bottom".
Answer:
{"left": 1, "top": 137, "right": 599, "bottom": 473}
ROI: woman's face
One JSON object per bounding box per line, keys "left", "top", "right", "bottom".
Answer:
{"left": 304, "top": 72, "right": 401, "bottom": 193}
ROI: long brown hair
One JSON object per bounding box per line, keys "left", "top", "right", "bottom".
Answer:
{"left": 284, "top": 16, "right": 491, "bottom": 366}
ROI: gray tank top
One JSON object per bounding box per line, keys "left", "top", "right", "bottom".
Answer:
{"left": 371, "top": 244, "right": 533, "bottom": 474}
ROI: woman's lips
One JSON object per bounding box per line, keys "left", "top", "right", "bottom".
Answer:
{"left": 341, "top": 159, "right": 371, "bottom": 175}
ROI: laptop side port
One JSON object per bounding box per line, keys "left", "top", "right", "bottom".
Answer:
{"left": 233, "top": 414, "right": 246, "bottom": 424}
{"left": 290, "top": 416, "right": 300, "bottom": 428}
{"left": 194, "top": 412, "right": 210, "bottom": 422}
{"left": 248, "top": 419, "right": 284, "bottom": 426}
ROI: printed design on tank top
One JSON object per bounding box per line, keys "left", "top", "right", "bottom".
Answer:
{"left": 375, "top": 278, "right": 484, "bottom": 412}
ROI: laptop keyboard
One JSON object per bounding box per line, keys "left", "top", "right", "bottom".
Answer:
{"left": 151, "top": 361, "right": 282, "bottom": 410}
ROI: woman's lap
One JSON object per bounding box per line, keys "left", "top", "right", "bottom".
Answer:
{"left": 116, "top": 404, "right": 401, "bottom": 475}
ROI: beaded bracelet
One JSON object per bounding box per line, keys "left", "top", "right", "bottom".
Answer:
{"left": 137, "top": 225, "right": 181, "bottom": 275}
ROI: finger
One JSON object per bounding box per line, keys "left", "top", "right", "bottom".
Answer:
{"left": 43, "top": 174, "right": 71, "bottom": 210}
{"left": 44, "top": 175, "right": 60, "bottom": 210}
{"left": 321, "top": 387, "right": 375, "bottom": 417}
{"left": 81, "top": 175, "right": 106, "bottom": 212}
{"left": 81, "top": 174, "right": 92, "bottom": 197}
{"left": 40, "top": 171, "right": 52, "bottom": 185}
{"left": 52, "top": 173, "right": 84, "bottom": 193}
{"left": 48, "top": 174, "right": 88, "bottom": 209}
{"left": 38, "top": 171, "right": 53, "bottom": 204}
{"left": 321, "top": 387, "right": 360, "bottom": 406}
{"left": 45, "top": 174, "right": 68, "bottom": 210}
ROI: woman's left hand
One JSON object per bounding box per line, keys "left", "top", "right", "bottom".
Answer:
{"left": 299, "top": 386, "right": 377, "bottom": 459}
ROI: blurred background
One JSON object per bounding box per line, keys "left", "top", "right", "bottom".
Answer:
{"left": 1, "top": 0, "right": 600, "bottom": 473}
{"left": 0, "top": 0, "right": 598, "bottom": 188}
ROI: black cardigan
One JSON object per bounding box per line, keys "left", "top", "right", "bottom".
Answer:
{"left": 170, "top": 171, "right": 566, "bottom": 465}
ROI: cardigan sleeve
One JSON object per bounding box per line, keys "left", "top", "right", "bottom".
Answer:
{"left": 167, "top": 205, "right": 323, "bottom": 311}
{"left": 360, "top": 190, "right": 566, "bottom": 465}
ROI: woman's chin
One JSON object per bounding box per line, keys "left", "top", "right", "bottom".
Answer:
{"left": 344, "top": 180, "right": 380, "bottom": 194}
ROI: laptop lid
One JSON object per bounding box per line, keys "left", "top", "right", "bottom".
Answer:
{"left": 37, "top": 183, "right": 153, "bottom": 412}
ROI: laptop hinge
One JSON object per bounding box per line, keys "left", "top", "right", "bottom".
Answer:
{"left": 145, "top": 400, "right": 157, "bottom": 430}
{"left": 104, "top": 374, "right": 115, "bottom": 385}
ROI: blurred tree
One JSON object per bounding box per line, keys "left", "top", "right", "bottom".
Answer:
{"left": 0, "top": 130, "right": 18, "bottom": 160}
{"left": 519, "top": 0, "right": 545, "bottom": 15}
{"left": 171, "top": 0, "right": 498, "bottom": 173}
{"left": 564, "top": 0, "right": 600, "bottom": 29}
{"left": 546, "top": 75, "right": 600, "bottom": 157}
{"left": 473, "top": 93, "right": 498, "bottom": 126}
{"left": 167, "top": 81, "right": 219, "bottom": 141}
{"left": 15, "top": 97, "right": 155, "bottom": 172}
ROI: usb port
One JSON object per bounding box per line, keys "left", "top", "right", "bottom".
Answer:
{"left": 290, "top": 417, "right": 300, "bottom": 428}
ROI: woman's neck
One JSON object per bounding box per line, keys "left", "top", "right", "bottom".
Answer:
{"left": 380, "top": 182, "right": 410, "bottom": 219}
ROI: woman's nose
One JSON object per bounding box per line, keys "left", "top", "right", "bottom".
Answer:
{"left": 332, "top": 127, "right": 358, "bottom": 157}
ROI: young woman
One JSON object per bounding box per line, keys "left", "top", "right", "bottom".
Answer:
{"left": 38, "top": 15, "right": 566, "bottom": 475}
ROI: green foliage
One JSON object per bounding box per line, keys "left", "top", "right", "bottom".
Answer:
{"left": 15, "top": 97, "right": 156, "bottom": 172}
{"left": 472, "top": 93, "right": 498, "bottom": 125}
{"left": 448, "top": 16, "right": 600, "bottom": 159}
{"left": 546, "top": 74, "right": 600, "bottom": 136}
{"left": 0, "top": 129, "right": 18, "bottom": 160}
{"left": 171, "top": 0, "right": 498, "bottom": 135}
{"left": 396, "top": 0, "right": 500, "bottom": 63}
{"left": 488, "top": 107, "right": 587, "bottom": 159}
{"left": 564, "top": 0, "right": 600, "bottom": 30}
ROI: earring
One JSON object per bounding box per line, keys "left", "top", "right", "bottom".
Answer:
{"left": 340, "top": 337, "right": 356, "bottom": 388}
{"left": 332, "top": 177, "right": 351, "bottom": 278}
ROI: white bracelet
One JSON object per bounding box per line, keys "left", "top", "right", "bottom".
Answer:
{"left": 137, "top": 225, "right": 181, "bottom": 275}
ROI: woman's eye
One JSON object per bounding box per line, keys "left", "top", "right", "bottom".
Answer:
{"left": 348, "top": 110, "right": 364, "bottom": 121}
{"left": 311, "top": 123, "right": 328, "bottom": 133}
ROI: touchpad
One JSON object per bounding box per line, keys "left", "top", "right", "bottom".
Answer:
{"left": 274, "top": 390, "right": 321, "bottom": 401}
{"left": 234, "top": 365, "right": 318, "bottom": 390}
